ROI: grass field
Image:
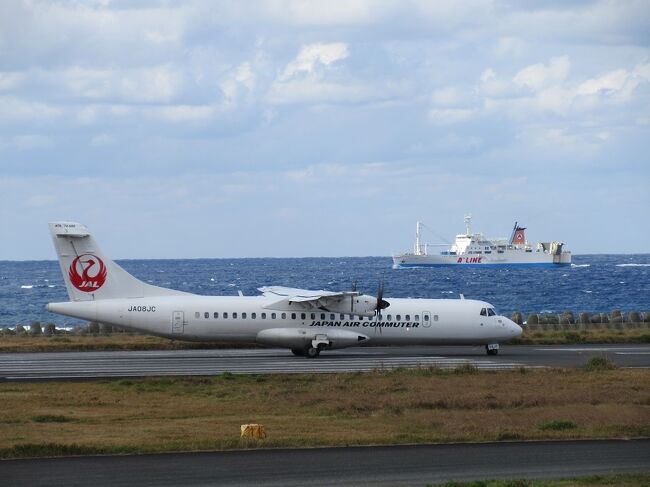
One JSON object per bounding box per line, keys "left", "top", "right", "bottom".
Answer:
{"left": 1, "top": 325, "right": 649, "bottom": 353}
{"left": 1, "top": 367, "right": 648, "bottom": 459}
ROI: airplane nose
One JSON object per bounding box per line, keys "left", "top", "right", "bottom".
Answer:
{"left": 509, "top": 320, "right": 523, "bottom": 337}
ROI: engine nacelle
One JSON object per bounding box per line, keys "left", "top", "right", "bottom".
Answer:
{"left": 324, "top": 294, "right": 379, "bottom": 317}
{"left": 256, "top": 328, "right": 370, "bottom": 350}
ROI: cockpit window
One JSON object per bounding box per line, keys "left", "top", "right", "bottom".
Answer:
{"left": 487, "top": 308, "right": 496, "bottom": 317}
{"left": 480, "top": 308, "right": 487, "bottom": 316}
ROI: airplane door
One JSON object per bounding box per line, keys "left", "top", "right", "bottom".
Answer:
{"left": 422, "top": 311, "right": 431, "bottom": 327}
{"left": 172, "top": 311, "right": 184, "bottom": 334}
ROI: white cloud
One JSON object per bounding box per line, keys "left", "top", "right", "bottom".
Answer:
{"left": 220, "top": 62, "right": 256, "bottom": 105}
{"left": 270, "top": 42, "right": 382, "bottom": 105}
{"left": 514, "top": 55, "right": 570, "bottom": 92}
{"left": 477, "top": 68, "right": 511, "bottom": 97}
{"left": 280, "top": 43, "right": 349, "bottom": 80}
{"left": 577, "top": 63, "right": 650, "bottom": 101}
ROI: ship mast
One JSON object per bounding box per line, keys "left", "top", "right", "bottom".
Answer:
{"left": 464, "top": 214, "right": 472, "bottom": 235}
{"left": 414, "top": 221, "right": 423, "bottom": 255}
{"left": 509, "top": 222, "right": 518, "bottom": 244}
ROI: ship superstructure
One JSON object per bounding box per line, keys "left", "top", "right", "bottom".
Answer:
{"left": 393, "top": 215, "right": 571, "bottom": 268}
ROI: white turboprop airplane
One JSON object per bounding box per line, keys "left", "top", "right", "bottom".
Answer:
{"left": 46, "top": 222, "right": 522, "bottom": 357}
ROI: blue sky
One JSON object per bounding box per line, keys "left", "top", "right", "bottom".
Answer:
{"left": 1, "top": 0, "right": 649, "bottom": 260}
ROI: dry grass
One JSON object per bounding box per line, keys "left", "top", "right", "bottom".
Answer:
{"left": 1, "top": 367, "right": 648, "bottom": 458}
{"left": 513, "top": 327, "right": 650, "bottom": 345}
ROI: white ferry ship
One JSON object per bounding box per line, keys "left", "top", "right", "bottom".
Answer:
{"left": 392, "top": 215, "right": 571, "bottom": 268}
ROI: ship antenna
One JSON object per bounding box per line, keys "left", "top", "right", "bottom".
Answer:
{"left": 415, "top": 221, "right": 422, "bottom": 255}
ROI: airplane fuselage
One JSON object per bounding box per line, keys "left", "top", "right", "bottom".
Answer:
{"left": 48, "top": 295, "right": 519, "bottom": 346}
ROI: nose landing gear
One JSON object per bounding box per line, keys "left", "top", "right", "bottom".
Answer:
{"left": 486, "top": 343, "right": 499, "bottom": 356}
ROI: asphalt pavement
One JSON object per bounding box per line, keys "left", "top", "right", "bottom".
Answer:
{"left": 2, "top": 439, "right": 649, "bottom": 487}
{"left": 1, "top": 344, "right": 648, "bottom": 380}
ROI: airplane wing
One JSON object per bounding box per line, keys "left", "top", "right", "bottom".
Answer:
{"left": 258, "top": 286, "right": 358, "bottom": 310}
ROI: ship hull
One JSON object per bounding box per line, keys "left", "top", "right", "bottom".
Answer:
{"left": 392, "top": 252, "right": 572, "bottom": 268}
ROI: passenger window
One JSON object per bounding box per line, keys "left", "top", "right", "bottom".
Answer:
{"left": 270, "top": 313, "right": 275, "bottom": 319}
{"left": 281, "top": 313, "right": 285, "bottom": 319}
{"left": 252, "top": 313, "right": 256, "bottom": 319}
{"left": 291, "top": 313, "right": 296, "bottom": 320}
{"left": 340, "top": 314, "right": 345, "bottom": 320}
{"left": 195, "top": 312, "right": 200, "bottom": 319}
{"left": 405, "top": 314, "right": 410, "bottom": 321}
{"left": 204, "top": 312, "right": 209, "bottom": 319}
{"left": 330, "top": 314, "right": 335, "bottom": 320}
{"left": 261, "top": 313, "right": 266, "bottom": 319}
{"left": 424, "top": 314, "right": 429, "bottom": 321}
{"left": 242, "top": 312, "right": 247, "bottom": 319}
{"left": 480, "top": 308, "right": 487, "bottom": 316}
{"left": 434, "top": 315, "right": 439, "bottom": 321}
{"left": 223, "top": 312, "right": 228, "bottom": 319}
{"left": 396, "top": 315, "right": 401, "bottom": 321}
{"left": 415, "top": 315, "right": 419, "bottom": 321}
{"left": 301, "top": 313, "right": 306, "bottom": 320}
{"left": 387, "top": 315, "right": 392, "bottom": 320}
{"left": 214, "top": 312, "right": 218, "bottom": 319}
{"left": 321, "top": 313, "right": 326, "bottom": 320}
{"left": 233, "top": 312, "right": 237, "bottom": 319}
{"left": 311, "top": 313, "right": 315, "bottom": 320}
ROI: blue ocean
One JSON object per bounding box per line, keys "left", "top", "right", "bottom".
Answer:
{"left": 1, "top": 255, "right": 649, "bottom": 327}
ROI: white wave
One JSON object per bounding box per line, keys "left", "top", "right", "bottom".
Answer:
{"left": 441, "top": 291, "right": 454, "bottom": 294}
{"left": 47, "top": 285, "right": 56, "bottom": 288}
{"left": 20, "top": 284, "right": 34, "bottom": 289}
{"left": 616, "top": 263, "right": 650, "bottom": 267}
{"left": 571, "top": 264, "right": 590, "bottom": 268}
{"left": 582, "top": 290, "right": 592, "bottom": 293}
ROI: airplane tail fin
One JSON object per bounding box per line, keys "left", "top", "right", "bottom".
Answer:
{"left": 49, "top": 222, "right": 190, "bottom": 302}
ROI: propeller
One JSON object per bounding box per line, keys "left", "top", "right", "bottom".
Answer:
{"left": 374, "top": 280, "right": 390, "bottom": 333}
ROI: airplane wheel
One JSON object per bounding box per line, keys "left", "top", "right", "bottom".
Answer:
{"left": 486, "top": 347, "right": 498, "bottom": 356}
{"left": 305, "top": 346, "right": 320, "bottom": 358}
{"left": 291, "top": 348, "right": 305, "bottom": 356}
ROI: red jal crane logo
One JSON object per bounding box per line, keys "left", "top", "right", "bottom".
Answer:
{"left": 69, "top": 254, "right": 107, "bottom": 292}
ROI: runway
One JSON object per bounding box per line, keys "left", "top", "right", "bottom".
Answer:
{"left": 2, "top": 439, "right": 649, "bottom": 486}
{"left": 1, "top": 344, "right": 649, "bottom": 380}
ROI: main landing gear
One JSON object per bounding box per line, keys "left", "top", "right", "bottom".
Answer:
{"left": 291, "top": 346, "right": 322, "bottom": 358}
{"left": 486, "top": 343, "right": 499, "bottom": 356}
